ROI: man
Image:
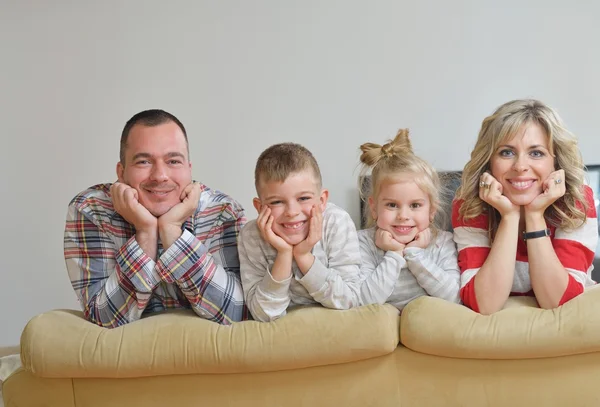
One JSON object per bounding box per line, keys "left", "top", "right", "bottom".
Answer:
{"left": 64, "top": 109, "right": 248, "bottom": 327}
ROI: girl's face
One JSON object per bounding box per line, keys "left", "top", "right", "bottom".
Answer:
{"left": 368, "top": 173, "right": 433, "bottom": 245}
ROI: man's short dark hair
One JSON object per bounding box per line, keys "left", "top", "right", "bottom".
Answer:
{"left": 120, "top": 109, "right": 188, "bottom": 164}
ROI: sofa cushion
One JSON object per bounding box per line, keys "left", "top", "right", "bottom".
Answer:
{"left": 399, "top": 286, "right": 600, "bottom": 359}
{"left": 20, "top": 304, "right": 399, "bottom": 378}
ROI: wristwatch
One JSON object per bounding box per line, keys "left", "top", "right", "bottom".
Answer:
{"left": 522, "top": 228, "right": 551, "bottom": 241}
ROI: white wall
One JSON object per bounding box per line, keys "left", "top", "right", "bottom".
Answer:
{"left": 1, "top": 0, "right": 599, "bottom": 346}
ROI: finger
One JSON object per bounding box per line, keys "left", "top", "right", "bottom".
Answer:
{"left": 123, "top": 188, "right": 138, "bottom": 206}
{"left": 257, "top": 208, "right": 269, "bottom": 230}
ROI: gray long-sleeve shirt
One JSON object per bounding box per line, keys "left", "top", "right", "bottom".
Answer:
{"left": 358, "top": 227, "right": 461, "bottom": 311}
{"left": 239, "top": 203, "right": 362, "bottom": 322}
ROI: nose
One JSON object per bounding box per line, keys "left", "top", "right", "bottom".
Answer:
{"left": 512, "top": 154, "right": 529, "bottom": 172}
{"left": 284, "top": 201, "right": 300, "bottom": 217}
{"left": 150, "top": 162, "right": 169, "bottom": 182}
{"left": 397, "top": 207, "right": 410, "bottom": 220}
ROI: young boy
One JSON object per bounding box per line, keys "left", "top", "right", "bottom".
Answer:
{"left": 239, "top": 143, "right": 362, "bottom": 322}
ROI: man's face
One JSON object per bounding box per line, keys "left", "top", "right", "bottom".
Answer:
{"left": 116, "top": 122, "right": 192, "bottom": 217}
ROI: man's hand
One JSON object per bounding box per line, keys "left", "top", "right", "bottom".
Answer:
{"left": 479, "top": 172, "right": 520, "bottom": 218}
{"left": 110, "top": 182, "right": 158, "bottom": 260}
{"left": 293, "top": 205, "right": 323, "bottom": 274}
{"left": 406, "top": 228, "right": 432, "bottom": 250}
{"left": 525, "top": 169, "right": 566, "bottom": 216}
{"left": 256, "top": 205, "right": 293, "bottom": 254}
{"left": 110, "top": 182, "right": 157, "bottom": 232}
{"left": 375, "top": 228, "right": 406, "bottom": 254}
{"left": 158, "top": 183, "right": 201, "bottom": 249}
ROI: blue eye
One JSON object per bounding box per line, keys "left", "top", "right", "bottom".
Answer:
{"left": 530, "top": 150, "right": 545, "bottom": 158}
{"left": 499, "top": 149, "right": 514, "bottom": 157}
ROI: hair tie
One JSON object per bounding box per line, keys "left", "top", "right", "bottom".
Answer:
{"left": 381, "top": 143, "right": 394, "bottom": 158}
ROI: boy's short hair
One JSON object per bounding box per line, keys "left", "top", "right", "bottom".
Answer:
{"left": 254, "top": 143, "right": 322, "bottom": 192}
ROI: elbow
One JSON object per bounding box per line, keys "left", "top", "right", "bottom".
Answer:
{"left": 476, "top": 305, "right": 501, "bottom": 315}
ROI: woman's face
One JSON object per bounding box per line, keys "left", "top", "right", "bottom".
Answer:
{"left": 489, "top": 122, "right": 555, "bottom": 206}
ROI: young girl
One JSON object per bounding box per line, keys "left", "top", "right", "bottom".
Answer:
{"left": 358, "top": 129, "right": 461, "bottom": 311}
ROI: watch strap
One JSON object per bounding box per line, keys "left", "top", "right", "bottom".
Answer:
{"left": 522, "top": 228, "right": 551, "bottom": 241}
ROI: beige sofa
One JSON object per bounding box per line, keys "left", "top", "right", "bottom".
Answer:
{"left": 4, "top": 287, "right": 600, "bottom": 407}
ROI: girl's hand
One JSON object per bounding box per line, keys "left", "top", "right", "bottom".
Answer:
{"left": 406, "top": 228, "right": 432, "bottom": 249}
{"left": 375, "top": 228, "right": 406, "bottom": 255}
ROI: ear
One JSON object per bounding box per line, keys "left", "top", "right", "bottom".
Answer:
{"left": 429, "top": 208, "right": 436, "bottom": 223}
{"left": 319, "top": 189, "right": 329, "bottom": 211}
{"left": 116, "top": 162, "right": 125, "bottom": 182}
{"left": 252, "top": 198, "right": 262, "bottom": 214}
{"left": 368, "top": 196, "right": 377, "bottom": 220}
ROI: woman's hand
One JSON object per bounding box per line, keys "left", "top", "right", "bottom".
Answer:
{"left": 525, "top": 169, "right": 566, "bottom": 216}
{"left": 479, "top": 172, "right": 520, "bottom": 217}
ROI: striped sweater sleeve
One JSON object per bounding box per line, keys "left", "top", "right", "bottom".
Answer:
{"left": 451, "top": 199, "right": 490, "bottom": 312}
{"left": 554, "top": 185, "right": 598, "bottom": 305}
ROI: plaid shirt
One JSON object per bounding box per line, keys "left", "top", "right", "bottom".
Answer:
{"left": 64, "top": 183, "right": 249, "bottom": 327}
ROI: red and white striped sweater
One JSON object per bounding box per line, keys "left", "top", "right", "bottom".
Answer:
{"left": 452, "top": 185, "right": 598, "bottom": 312}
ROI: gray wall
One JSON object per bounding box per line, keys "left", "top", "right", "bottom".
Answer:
{"left": 1, "top": 0, "right": 600, "bottom": 346}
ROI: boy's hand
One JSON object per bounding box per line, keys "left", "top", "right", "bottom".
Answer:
{"left": 406, "top": 228, "right": 432, "bottom": 249}
{"left": 525, "top": 169, "right": 566, "bottom": 216}
{"left": 257, "top": 206, "right": 293, "bottom": 254}
{"left": 110, "top": 182, "right": 157, "bottom": 232}
{"left": 293, "top": 205, "right": 323, "bottom": 257}
{"left": 293, "top": 205, "right": 323, "bottom": 274}
{"left": 375, "top": 228, "right": 406, "bottom": 255}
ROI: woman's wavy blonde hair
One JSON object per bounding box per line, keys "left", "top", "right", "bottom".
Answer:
{"left": 456, "top": 99, "right": 588, "bottom": 237}
{"left": 359, "top": 129, "right": 448, "bottom": 234}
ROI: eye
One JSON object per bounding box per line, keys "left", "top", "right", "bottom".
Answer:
{"left": 298, "top": 196, "right": 312, "bottom": 202}
{"left": 168, "top": 159, "right": 183, "bottom": 165}
{"left": 530, "top": 150, "right": 545, "bottom": 158}
{"left": 410, "top": 203, "right": 422, "bottom": 209}
{"left": 268, "top": 200, "right": 283, "bottom": 205}
{"left": 385, "top": 202, "right": 398, "bottom": 208}
{"left": 499, "top": 149, "right": 514, "bottom": 158}
{"left": 135, "top": 160, "right": 150, "bottom": 165}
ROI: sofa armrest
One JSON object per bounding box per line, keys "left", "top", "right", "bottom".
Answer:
{"left": 20, "top": 304, "right": 399, "bottom": 378}
{"left": 400, "top": 286, "right": 600, "bottom": 359}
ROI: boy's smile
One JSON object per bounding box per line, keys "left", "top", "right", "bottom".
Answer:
{"left": 253, "top": 171, "right": 328, "bottom": 246}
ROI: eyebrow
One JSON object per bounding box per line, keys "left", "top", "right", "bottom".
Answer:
{"left": 496, "top": 144, "right": 548, "bottom": 150}
{"left": 131, "top": 152, "right": 186, "bottom": 161}
{"left": 381, "top": 198, "right": 426, "bottom": 203}
{"left": 264, "top": 191, "right": 316, "bottom": 201}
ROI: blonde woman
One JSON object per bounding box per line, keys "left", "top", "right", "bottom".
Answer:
{"left": 452, "top": 99, "right": 597, "bottom": 314}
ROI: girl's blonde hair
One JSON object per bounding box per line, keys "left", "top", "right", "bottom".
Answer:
{"left": 359, "top": 129, "right": 448, "bottom": 233}
{"left": 457, "top": 99, "right": 588, "bottom": 237}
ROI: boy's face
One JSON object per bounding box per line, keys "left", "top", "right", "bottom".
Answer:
{"left": 253, "top": 170, "right": 328, "bottom": 246}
